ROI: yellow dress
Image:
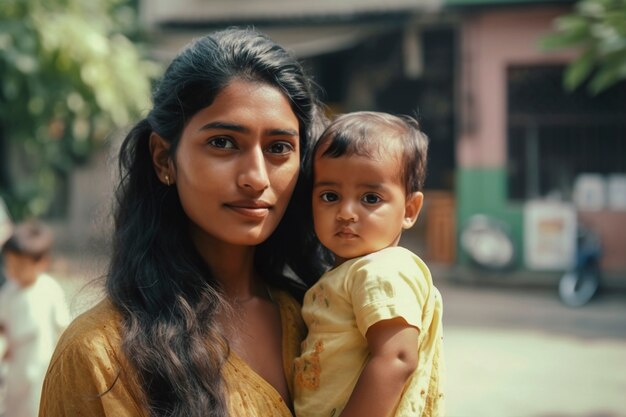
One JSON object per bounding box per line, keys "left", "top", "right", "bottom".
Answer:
{"left": 39, "top": 288, "right": 306, "bottom": 417}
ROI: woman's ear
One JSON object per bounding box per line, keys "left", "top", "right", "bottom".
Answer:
{"left": 402, "top": 191, "right": 424, "bottom": 230}
{"left": 149, "top": 132, "right": 174, "bottom": 185}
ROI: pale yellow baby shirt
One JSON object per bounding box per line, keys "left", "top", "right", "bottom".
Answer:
{"left": 294, "top": 246, "right": 445, "bottom": 417}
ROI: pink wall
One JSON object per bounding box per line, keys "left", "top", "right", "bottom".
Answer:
{"left": 457, "top": 6, "right": 576, "bottom": 168}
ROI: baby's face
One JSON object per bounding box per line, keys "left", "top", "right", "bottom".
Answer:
{"left": 312, "top": 147, "right": 419, "bottom": 266}
{"left": 3, "top": 251, "right": 40, "bottom": 288}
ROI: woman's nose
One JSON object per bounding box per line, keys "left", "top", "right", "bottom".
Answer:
{"left": 237, "top": 147, "right": 270, "bottom": 192}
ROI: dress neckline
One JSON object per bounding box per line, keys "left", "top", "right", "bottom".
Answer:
{"left": 226, "top": 288, "right": 293, "bottom": 416}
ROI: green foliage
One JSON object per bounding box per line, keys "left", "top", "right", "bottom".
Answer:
{"left": 540, "top": 0, "right": 626, "bottom": 94}
{"left": 0, "top": 0, "right": 161, "bottom": 220}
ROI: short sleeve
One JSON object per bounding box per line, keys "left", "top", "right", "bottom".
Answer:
{"left": 39, "top": 303, "right": 146, "bottom": 417}
{"left": 349, "top": 248, "right": 432, "bottom": 336}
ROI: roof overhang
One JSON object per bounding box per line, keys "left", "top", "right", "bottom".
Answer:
{"left": 149, "top": 22, "right": 406, "bottom": 60}
{"left": 142, "top": 0, "right": 441, "bottom": 27}
{"left": 143, "top": 0, "right": 448, "bottom": 60}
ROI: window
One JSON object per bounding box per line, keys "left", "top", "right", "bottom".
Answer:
{"left": 506, "top": 65, "right": 626, "bottom": 201}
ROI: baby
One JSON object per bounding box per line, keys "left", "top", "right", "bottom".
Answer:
{"left": 294, "top": 111, "right": 444, "bottom": 417}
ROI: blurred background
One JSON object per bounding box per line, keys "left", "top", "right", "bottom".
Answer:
{"left": 1, "top": 0, "right": 625, "bottom": 416}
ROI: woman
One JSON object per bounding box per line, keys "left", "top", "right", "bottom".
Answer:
{"left": 39, "top": 28, "right": 330, "bottom": 417}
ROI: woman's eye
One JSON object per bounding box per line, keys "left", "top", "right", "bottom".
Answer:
{"left": 362, "top": 194, "right": 382, "bottom": 204}
{"left": 267, "top": 141, "right": 294, "bottom": 155}
{"left": 208, "top": 137, "right": 235, "bottom": 149}
{"left": 320, "top": 192, "right": 339, "bottom": 202}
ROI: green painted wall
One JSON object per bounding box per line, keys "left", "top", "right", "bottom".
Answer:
{"left": 456, "top": 167, "right": 524, "bottom": 267}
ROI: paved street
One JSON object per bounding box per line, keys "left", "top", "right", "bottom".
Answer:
{"left": 50, "top": 251, "right": 626, "bottom": 417}
{"left": 437, "top": 275, "right": 626, "bottom": 417}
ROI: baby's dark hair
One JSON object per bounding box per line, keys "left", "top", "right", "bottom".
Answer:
{"left": 1, "top": 220, "right": 53, "bottom": 261}
{"left": 313, "top": 111, "right": 428, "bottom": 194}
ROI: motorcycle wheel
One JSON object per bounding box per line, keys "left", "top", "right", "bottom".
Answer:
{"left": 558, "top": 265, "right": 600, "bottom": 307}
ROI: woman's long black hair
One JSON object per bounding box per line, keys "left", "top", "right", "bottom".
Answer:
{"left": 106, "top": 28, "right": 330, "bottom": 417}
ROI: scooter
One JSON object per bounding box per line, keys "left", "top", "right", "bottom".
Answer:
{"left": 460, "top": 214, "right": 516, "bottom": 271}
{"left": 558, "top": 226, "right": 602, "bottom": 307}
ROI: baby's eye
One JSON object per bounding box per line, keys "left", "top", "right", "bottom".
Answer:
{"left": 362, "top": 193, "right": 382, "bottom": 204}
{"left": 320, "top": 192, "right": 339, "bottom": 202}
{"left": 208, "top": 137, "right": 236, "bottom": 149}
{"left": 267, "top": 141, "right": 295, "bottom": 155}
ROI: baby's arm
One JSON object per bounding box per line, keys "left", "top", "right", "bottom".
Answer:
{"left": 339, "top": 317, "right": 419, "bottom": 417}
{"left": 0, "top": 323, "right": 8, "bottom": 361}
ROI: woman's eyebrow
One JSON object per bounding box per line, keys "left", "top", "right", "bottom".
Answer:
{"left": 198, "top": 121, "right": 247, "bottom": 133}
{"left": 198, "top": 122, "right": 298, "bottom": 137}
{"left": 268, "top": 128, "right": 299, "bottom": 137}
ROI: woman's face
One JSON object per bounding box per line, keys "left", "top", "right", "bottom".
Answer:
{"left": 172, "top": 79, "right": 301, "bottom": 250}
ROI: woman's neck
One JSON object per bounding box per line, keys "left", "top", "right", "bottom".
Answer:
{"left": 190, "top": 230, "right": 263, "bottom": 301}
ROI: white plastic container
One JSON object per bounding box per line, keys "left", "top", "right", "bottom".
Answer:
{"left": 524, "top": 200, "right": 577, "bottom": 270}
{"left": 572, "top": 174, "right": 606, "bottom": 211}
{"left": 606, "top": 174, "right": 626, "bottom": 210}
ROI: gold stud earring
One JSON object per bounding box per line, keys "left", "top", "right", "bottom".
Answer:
{"left": 165, "top": 175, "right": 170, "bottom": 186}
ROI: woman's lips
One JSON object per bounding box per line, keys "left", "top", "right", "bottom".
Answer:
{"left": 225, "top": 200, "right": 272, "bottom": 219}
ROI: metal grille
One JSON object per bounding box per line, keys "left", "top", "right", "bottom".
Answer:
{"left": 507, "top": 65, "right": 626, "bottom": 200}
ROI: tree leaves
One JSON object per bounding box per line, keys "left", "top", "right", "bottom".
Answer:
{"left": 0, "top": 0, "right": 161, "bottom": 219}
{"left": 540, "top": 0, "right": 626, "bottom": 94}
{"left": 564, "top": 49, "right": 596, "bottom": 90}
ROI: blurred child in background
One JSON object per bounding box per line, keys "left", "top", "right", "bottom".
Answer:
{"left": 0, "top": 197, "right": 12, "bottom": 417}
{"left": 0, "top": 220, "right": 69, "bottom": 417}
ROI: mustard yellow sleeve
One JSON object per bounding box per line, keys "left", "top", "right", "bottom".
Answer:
{"left": 39, "top": 301, "right": 147, "bottom": 417}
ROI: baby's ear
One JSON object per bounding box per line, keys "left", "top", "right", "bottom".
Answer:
{"left": 402, "top": 192, "right": 424, "bottom": 230}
